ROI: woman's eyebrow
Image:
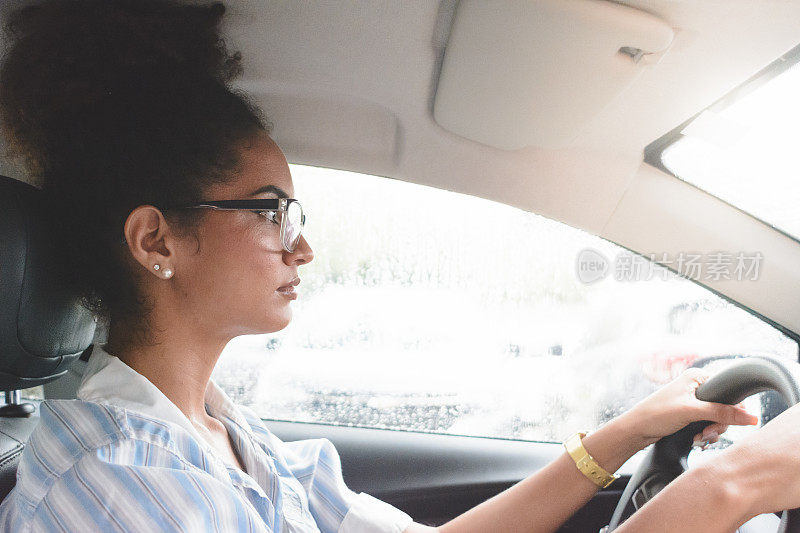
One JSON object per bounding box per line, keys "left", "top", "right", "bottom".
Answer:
{"left": 248, "top": 185, "right": 289, "bottom": 198}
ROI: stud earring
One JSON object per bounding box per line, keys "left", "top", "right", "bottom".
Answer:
{"left": 153, "top": 264, "right": 161, "bottom": 271}
{"left": 162, "top": 268, "right": 173, "bottom": 279}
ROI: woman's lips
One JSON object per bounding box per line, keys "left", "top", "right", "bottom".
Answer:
{"left": 276, "top": 286, "right": 297, "bottom": 299}
{"left": 277, "top": 277, "right": 300, "bottom": 299}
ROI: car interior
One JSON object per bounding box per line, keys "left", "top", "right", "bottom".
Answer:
{"left": 2, "top": 0, "right": 800, "bottom": 531}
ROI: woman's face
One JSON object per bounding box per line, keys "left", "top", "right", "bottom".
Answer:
{"left": 172, "top": 132, "right": 314, "bottom": 339}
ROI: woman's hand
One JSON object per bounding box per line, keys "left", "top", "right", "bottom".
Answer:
{"left": 718, "top": 401, "right": 800, "bottom": 518}
{"left": 615, "top": 368, "right": 758, "bottom": 451}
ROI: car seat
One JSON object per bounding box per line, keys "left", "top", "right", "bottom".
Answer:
{"left": 0, "top": 175, "right": 95, "bottom": 501}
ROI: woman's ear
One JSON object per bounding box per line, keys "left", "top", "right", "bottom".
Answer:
{"left": 123, "top": 205, "right": 175, "bottom": 278}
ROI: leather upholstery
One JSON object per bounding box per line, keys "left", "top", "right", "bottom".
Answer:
{"left": 0, "top": 174, "right": 96, "bottom": 502}
{"left": 0, "top": 414, "right": 39, "bottom": 501}
{"left": 0, "top": 175, "right": 95, "bottom": 390}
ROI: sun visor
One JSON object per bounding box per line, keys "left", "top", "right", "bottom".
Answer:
{"left": 433, "top": 0, "right": 674, "bottom": 150}
{"left": 245, "top": 89, "right": 401, "bottom": 175}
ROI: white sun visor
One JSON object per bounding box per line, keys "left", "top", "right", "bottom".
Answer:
{"left": 433, "top": 0, "right": 674, "bottom": 150}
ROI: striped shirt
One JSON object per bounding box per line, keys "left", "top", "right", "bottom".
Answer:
{"left": 0, "top": 344, "right": 413, "bottom": 532}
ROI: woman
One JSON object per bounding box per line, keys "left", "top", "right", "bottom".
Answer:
{"left": 0, "top": 1, "right": 796, "bottom": 532}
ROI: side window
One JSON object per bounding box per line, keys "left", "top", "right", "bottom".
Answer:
{"left": 213, "top": 165, "right": 798, "bottom": 442}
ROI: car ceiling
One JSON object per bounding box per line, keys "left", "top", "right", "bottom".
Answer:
{"left": 3, "top": 0, "right": 800, "bottom": 335}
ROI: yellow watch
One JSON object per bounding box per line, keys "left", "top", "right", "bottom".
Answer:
{"left": 563, "top": 432, "right": 619, "bottom": 489}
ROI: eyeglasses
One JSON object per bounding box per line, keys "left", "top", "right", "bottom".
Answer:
{"left": 160, "top": 198, "right": 306, "bottom": 253}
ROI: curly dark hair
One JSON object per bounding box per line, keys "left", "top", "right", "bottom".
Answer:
{"left": 0, "top": 0, "right": 267, "bottom": 338}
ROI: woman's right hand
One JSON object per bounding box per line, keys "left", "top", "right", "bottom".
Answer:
{"left": 718, "top": 401, "right": 800, "bottom": 519}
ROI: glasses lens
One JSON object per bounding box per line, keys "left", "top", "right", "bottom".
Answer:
{"left": 283, "top": 201, "right": 304, "bottom": 251}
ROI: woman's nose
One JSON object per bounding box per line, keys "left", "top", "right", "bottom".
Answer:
{"left": 285, "top": 235, "right": 313, "bottom": 265}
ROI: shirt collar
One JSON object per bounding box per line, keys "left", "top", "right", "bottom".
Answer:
{"left": 76, "top": 343, "right": 251, "bottom": 452}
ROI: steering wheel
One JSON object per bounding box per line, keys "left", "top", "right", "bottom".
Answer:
{"left": 606, "top": 357, "right": 800, "bottom": 532}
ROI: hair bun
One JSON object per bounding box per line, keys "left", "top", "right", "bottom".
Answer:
{"left": 4, "top": 0, "right": 236, "bottom": 80}
{"left": 0, "top": 0, "right": 244, "bottom": 175}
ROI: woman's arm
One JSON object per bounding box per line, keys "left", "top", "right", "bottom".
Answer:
{"left": 402, "top": 369, "right": 759, "bottom": 533}
{"left": 435, "top": 414, "right": 643, "bottom": 533}
{"left": 617, "top": 398, "right": 800, "bottom": 532}
{"left": 612, "top": 460, "right": 751, "bottom": 533}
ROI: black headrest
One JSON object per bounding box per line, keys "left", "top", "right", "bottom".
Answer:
{"left": 0, "top": 175, "right": 95, "bottom": 390}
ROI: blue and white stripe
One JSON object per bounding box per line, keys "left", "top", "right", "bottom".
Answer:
{"left": 0, "top": 357, "right": 412, "bottom": 532}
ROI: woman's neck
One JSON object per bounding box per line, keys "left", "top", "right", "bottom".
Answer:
{"left": 106, "top": 318, "right": 229, "bottom": 426}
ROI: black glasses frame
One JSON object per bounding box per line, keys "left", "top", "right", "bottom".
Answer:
{"left": 158, "top": 198, "right": 306, "bottom": 252}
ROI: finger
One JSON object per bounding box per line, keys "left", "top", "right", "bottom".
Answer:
{"left": 691, "top": 434, "right": 718, "bottom": 449}
{"left": 692, "top": 423, "right": 725, "bottom": 441}
{"left": 702, "top": 423, "right": 728, "bottom": 438}
{"left": 694, "top": 422, "right": 721, "bottom": 440}
{"left": 713, "top": 424, "right": 729, "bottom": 436}
{"left": 698, "top": 402, "right": 759, "bottom": 426}
{"left": 682, "top": 367, "right": 710, "bottom": 387}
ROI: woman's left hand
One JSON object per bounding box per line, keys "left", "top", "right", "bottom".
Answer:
{"left": 615, "top": 367, "right": 759, "bottom": 450}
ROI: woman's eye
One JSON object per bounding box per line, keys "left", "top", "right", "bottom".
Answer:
{"left": 256, "top": 211, "right": 280, "bottom": 225}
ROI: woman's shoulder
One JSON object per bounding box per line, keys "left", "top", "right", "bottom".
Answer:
{"left": 3, "top": 399, "right": 270, "bottom": 532}
{"left": 35, "top": 398, "right": 195, "bottom": 454}
{"left": 33, "top": 399, "right": 128, "bottom": 463}
{"left": 18, "top": 400, "right": 223, "bottom": 494}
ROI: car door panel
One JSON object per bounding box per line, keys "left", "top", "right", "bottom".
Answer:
{"left": 266, "top": 420, "right": 628, "bottom": 530}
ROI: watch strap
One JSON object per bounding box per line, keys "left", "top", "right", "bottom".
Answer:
{"left": 563, "top": 432, "right": 619, "bottom": 489}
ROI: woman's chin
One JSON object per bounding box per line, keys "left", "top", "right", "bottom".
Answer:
{"left": 264, "top": 309, "right": 292, "bottom": 333}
